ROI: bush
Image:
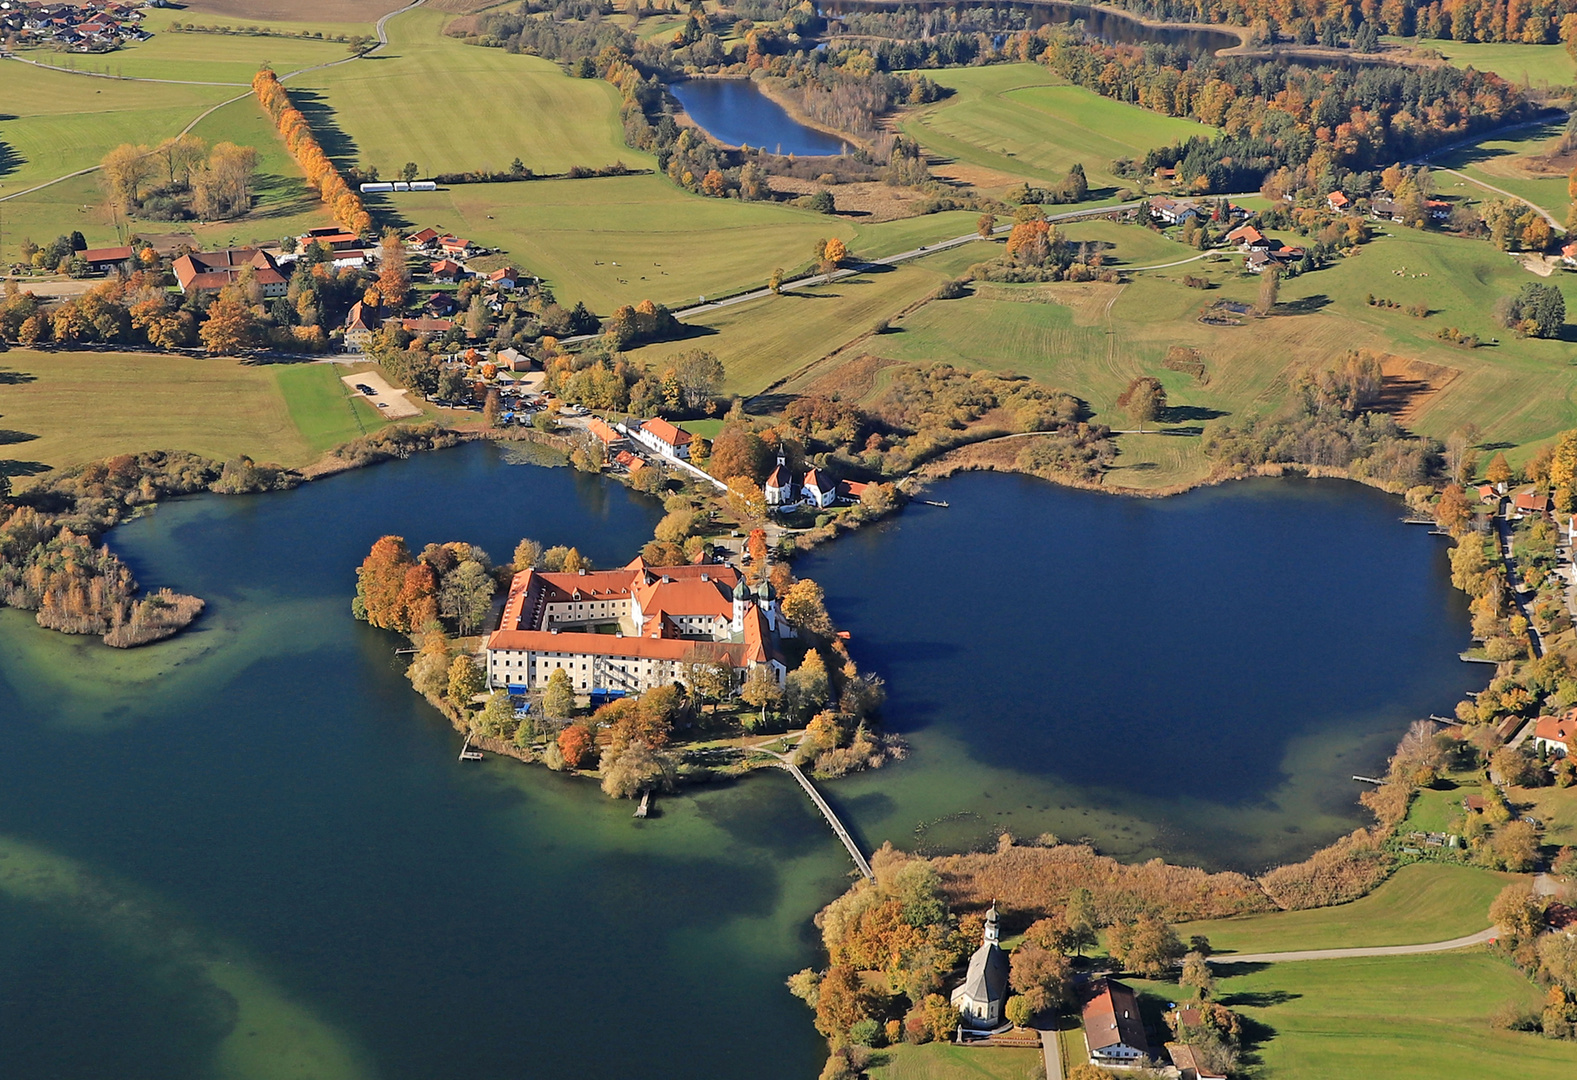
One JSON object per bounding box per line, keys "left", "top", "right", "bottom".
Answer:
{"left": 848, "top": 1018, "right": 882, "bottom": 1046}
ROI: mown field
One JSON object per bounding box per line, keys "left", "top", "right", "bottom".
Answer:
{"left": 1176, "top": 863, "right": 1507, "bottom": 955}
{"left": 865, "top": 1042, "right": 1040, "bottom": 1080}
{"left": 0, "top": 351, "right": 333, "bottom": 474}
{"left": 92, "top": 10, "right": 363, "bottom": 84}
{"left": 898, "top": 64, "right": 1215, "bottom": 196}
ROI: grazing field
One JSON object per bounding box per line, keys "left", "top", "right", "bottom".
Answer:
{"left": 85, "top": 10, "right": 361, "bottom": 84}
{"left": 1177, "top": 864, "right": 1508, "bottom": 955}
{"left": 273, "top": 363, "right": 389, "bottom": 454}
{"left": 175, "top": 0, "right": 402, "bottom": 23}
{"left": 1430, "top": 118, "right": 1573, "bottom": 222}
{"left": 1147, "top": 951, "right": 1577, "bottom": 1080}
{"left": 1389, "top": 37, "right": 1575, "bottom": 89}
{"left": 303, "top": 9, "right": 635, "bottom": 178}
{"left": 0, "top": 63, "right": 232, "bottom": 194}
{"left": 0, "top": 351, "right": 320, "bottom": 476}
{"left": 899, "top": 64, "right": 1215, "bottom": 196}
{"left": 865, "top": 1042, "right": 1041, "bottom": 1080}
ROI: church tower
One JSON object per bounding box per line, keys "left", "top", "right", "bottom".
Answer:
{"left": 732, "top": 576, "right": 751, "bottom": 633}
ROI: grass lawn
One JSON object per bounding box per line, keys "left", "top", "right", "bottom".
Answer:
{"left": 676, "top": 418, "right": 724, "bottom": 440}
{"left": 1389, "top": 36, "right": 1576, "bottom": 89}
{"left": 0, "top": 350, "right": 321, "bottom": 477}
{"left": 1175, "top": 951, "right": 1577, "bottom": 1079}
{"left": 1508, "top": 781, "right": 1577, "bottom": 849}
{"left": 1431, "top": 117, "right": 1573, "bottom": 223}
{"left": 1176, "top": 863, "right": 1509, "bottom": 955}
{"left": 1401, "top": 777, "right": 1475, "bottom": 835}
{"left": 272, "top": 362, "right": 388, "bottom": 453}
{"left": 865, "top": 1042, "right": 1041, "bottom": 1080}
{"left": 899, "top": 64, "right": 1214, "bottom": 196}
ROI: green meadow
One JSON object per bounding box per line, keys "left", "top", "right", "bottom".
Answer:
{"left": 1431, "top": 117, "right": 1573, "bottom": 223}
{"left": 1177, "top": 863, "right": 1507, "bottom": 955}
{"left": 899, "top": 64, "right": 1214, "bottom": 195}
{"left": 1390, "top": 36, "right": 1576, "bottom": 89}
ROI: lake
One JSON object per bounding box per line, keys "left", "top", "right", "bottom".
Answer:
{"left": 670, "top": 78, "right": 851, "bottom": 157}
{"left": 0, "top": 447, "right": 1482, "bottom": 1078}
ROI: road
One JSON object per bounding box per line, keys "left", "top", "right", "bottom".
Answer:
{"left": 1410, "top": 109, "right": 1570, "bottom": 235}
{"left": 1205, "top": 926, "right": 1496, "bottom": 964}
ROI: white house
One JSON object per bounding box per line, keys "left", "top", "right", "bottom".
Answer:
{"left": 950, "top": 904, "right": 1009, "bottom": 1029}
{"left": 1083, "top": 978, "right": 1150, "bottom": 1065}
{"left": 764, "top": 457, "right": 795, "bottom": 507}
{"left": 801, "top": 467, "right": 837, "bottom": 509}
{"left": 1535, "top": 711, "right": 1576, "bottom": 758}
{"left": 635, "top": 417, "right": 693, "bottom": 460}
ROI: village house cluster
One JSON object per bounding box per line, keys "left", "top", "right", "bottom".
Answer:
{"left": 0, "top": 0, "right": 148, "bottom": 51}
{"left": 483, "top": 557, "right": 790, "bottom": 696}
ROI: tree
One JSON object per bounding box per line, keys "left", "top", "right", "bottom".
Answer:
{"left": 741, "top": 664, "right": 784, "bottom": 717}
{"left": 447, "top": 654, "right": 485, "bottom": 706}
{"left": 815, "top": 966, "right": 874, "bottom": 1038}
{"left": 542, "top": 667, "right": 576, "bottom": 720}
{"left": 1540, "top": 929, "right": 1577, "bottom": 991}
{"left": 1485, "top": 452, "right": 1514, "bottom": 487}
{"left": 782, "top": 578, "right": 835, "bottom": 637}
{"left": 669, "top": 349, "right": 725, "bottom": 411}
{"left": 1107, "top": 913, "right": 1184, "bottom": 977}
{"left": 1180, "top": 951, "right": 1215, "bottom": 1000}
{"left": 401, "top": 162, "right": 419, "bottom": 183}
{"left": 438, "top": 559, "right": 495, "bottom": 635}
{"left": 746, "top": 528, "right": 769, "bottom": 580}
{"left": 557, "top": 723, "right": 594, "bottom": 769}
{"left": 769, "top": 267, "right": 784, "bottom": 294}
{"left": 198, "top": 286, "right": 259, "bottom": 354}
{"left": 725, "top": 474, "right": 767, "bottom": 528}
{"left": 476, "top": 690, "right": 516, "bottom": 736}
{"left": 483, "top": 388, "right": 502, "bottom": 429}
{"left": 709, "top": 424, "right": 769, "bottom": 484}
{"left": 1493, "top": 819, "right": 1540, "bottom": 872}
{"left": 101, "top": 143, "right": 153, "bottom": 212}
{"left": 1489, "top": 882, "right": 1544, "bottom": 943}
{"left": 599, "top": 740, "right": 677, "bottom": 797}
{"left": 1009, "top": 942, "right": 1071, "bottom": 1010}
{"left": 513, "top": 537, "right": 543, "bottom": 572}
{"left": 1004, "top": 995, "right": 1034, "bottom": 1028}
{"left": 376, "top": 230, "right": 410, "bottom": 307}
{"left": 1255, "top": 268, "right": 1280, "bottom": 315}
{"left": 977, "top": 213, "right": 995, "bottom": 240}
{"left": 1116, "top": 376, "right": 1166, "bottom": 433}
{"left": 1501, "top": 282, "right": 1566, "bottom": 338}
{"left": 1434, "top": 483, "right": 1470, "bottom": 534}
{"left": 785, "top": 648, "right": 830, "bottom": 720}
{"left": 356, "top": 535, "right": 415, "bottom": 628}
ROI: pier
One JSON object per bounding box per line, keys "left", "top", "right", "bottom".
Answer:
{"left": 753, "top": 739, "right": 873, "bottom": 880}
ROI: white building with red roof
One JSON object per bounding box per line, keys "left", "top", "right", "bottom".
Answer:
{"left": 764, "top": 457, "right": 795, "bottom": 506}
{"left": 635, "top": 417, "right": 693, "bottom": 460}
{"left": 1535, "top": 710, "right": 1576, "bottom": 758}
{"left": 1082, "top": 978, "right": 1151, "bottom": 1066}
{"left": 484, "top": 558, "right": 788, "bottom": 694}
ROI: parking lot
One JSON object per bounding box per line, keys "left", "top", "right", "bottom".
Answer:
{"left": 341, "top": 371, "right": 422, "bottom": 419}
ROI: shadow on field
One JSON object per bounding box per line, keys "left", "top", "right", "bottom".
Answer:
{"left": 248, "top": 171, "right": 318, "bottom": 221}
{"left": 0, "top": 138, "right": 20, "bottom": 181}
{"left": 0, "top": 459, "right": 49, "bottom": 478}
{"left": 287, "top": 89, "right": 360, "bottom": 171}
{"left": 0, "top": 368, "right": 38, "bottom": 385}
{"left": 1161, "top": 405, "right": 1227, "bottom": 424}
{"left": 1274, "top": 294, "right": 1331, "bottom": 315}
{"left": 0, "top": 430, "right": 38, "bottom": 445}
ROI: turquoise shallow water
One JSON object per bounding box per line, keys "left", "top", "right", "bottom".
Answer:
{"left": 0, "top": 448, "right": 1480, "bottom": 1078}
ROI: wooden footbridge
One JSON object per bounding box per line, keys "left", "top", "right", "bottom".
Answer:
{"left": 752, "top": 739, "right": 873, "bottom": 880}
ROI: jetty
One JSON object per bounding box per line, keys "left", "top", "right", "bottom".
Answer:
{"left": 635, "top": 791, "right": 651, "bottom": 818}
{"left": 751, "top": 738, "right": 872, "bottom": 880}
{"left": 458, "top": 734, "right": 484, "bottom": 761}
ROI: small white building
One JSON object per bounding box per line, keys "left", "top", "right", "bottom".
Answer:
{"left": 950, "top": 904, "right": 1009, "bottom": 1029}
{"left": 801, "top": 467, "right": 837, "bottom": 509}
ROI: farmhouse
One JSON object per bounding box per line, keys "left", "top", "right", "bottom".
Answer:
{"left": 405, "top": 227, "right": 440, "bottom": 249}
{"left": 1168, "top": 1043, "right": 1227, "bottom": 1080}
{"left": 1082, "top": 978, "right": 1151, "bottom": 1066}
{"left": 487, "top": 266, "right": 522, "bottom": 290}
{"left": 172, "top": 248, "right": 287, "bottom": 296}
{"left": 1327, "top": 191, "right": 1350, "bottom": 212}
{"left": 1514, "top": 491, "right": 1554, "bottom": 519}
{"left": 431, "top": 258, "right": 464, "bottom": 283}
{"left": 483, "top": 559, "right": 789, "bottom": 695}
{"left": 438, "top": 235, "right": 473, "bottom": 257}
{"left": 634, "top": 417, "right": 693, "bottom": 459}
{"left": 400, "top": 317, "right": 454, "bottom": 336}
{"left": 1535, "top": 711, "right": 1576, "bottom": 758}
{"left": 1370, "top": 196, "right": 1403, "bottom": 222}
{"left": 949, "top": 903, "right": 1008, "bottom": 1029}
{"left": 1225, "top": 224, "right": 1269, "bottom": 251}
{"left": 1563, "top": 242, "right": 1577, "bottom": 267}
{"left": 586, "top": 417, "right": 624, "bottom": 448}
{"left": 1150, "top": 196, "right": 1202, "bottom": 225}
{"left": 78, "top": 245, "right": 134, "bottom": 274}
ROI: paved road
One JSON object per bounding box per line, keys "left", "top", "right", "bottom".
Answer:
{"left": 1206, "top": 926, "right": 1496, "bottom": 964}
{"left": 1037, "top": 1024, "right": 1064, "bottom": 1080}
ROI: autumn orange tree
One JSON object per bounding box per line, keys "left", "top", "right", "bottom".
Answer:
{"left": 197, "top": 286, "right": 260, "bottom": 355}
{"left": 252, "top": 68, "right": 372, "bottom": 235}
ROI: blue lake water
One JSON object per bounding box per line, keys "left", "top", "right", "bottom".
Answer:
{"left": 670, "top": 78, "right": 851, "bottom": 156}
{"left": 0, "top": 449, "right": 1483, "bottom": 1078}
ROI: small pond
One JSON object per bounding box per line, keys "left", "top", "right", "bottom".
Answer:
{"left": 670, "top": 78, "right": 851, "bottom": 157}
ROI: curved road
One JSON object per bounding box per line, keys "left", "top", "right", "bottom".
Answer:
{"left": 1205, "top": 926, "right": 1496, "bottom": 965}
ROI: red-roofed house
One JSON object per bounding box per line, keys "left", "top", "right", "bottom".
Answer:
{"left": 764, "top": 457, "right": 795, "bottom": 506}
{"left": 400, "top": 317, "right": 454, "bottom": 336}
{"left": 483, "top": 559, "right": 789, "bottom": 694}
{"left": 586, "top": 418, "right": 623, "bottom": 447}
{"left": 78, "top": 245, "right": 134, "bottom": 273}
{"left": 635, "top": 417, "right": 693, "bottom": 459}
{"left": 1327, "top": 191, "right": 1350, "bottom": 211}
{"left": 430, "top": 259, "right": 464, "bottom": 283}
{"left": 487, "top": 266, "right": 521, "bottom": 289}
{"left": 343, "top": 300, "right": 382, "bottom": 352}
{"left": 1535, "top": 711, "right": 1577, "bottom": 758}
{"left": 1514, "top": 491, "right": 1554, "bottom": 519}
{"left": 837, "top": 479, "right": 869, "bottom": 503}
{"left": 406, "top": 227, "right": 440, "bottom": 249}
{"left": 438, "top": 235, "right": 472, "bottom": 257}
{"left": 802, "top": 467, "right": 837, "bottom": 509}
{"left": 1563, "top": 243, "right": 1577, "bottom": 268}
{"left": 615, "top": 449, "right": 647, "bottom": 475}
{"left": 1168, "top": 1043, "right": 1227, "bottom": 1080}
{"left": 1082, "top": 979, "right": 1150, "bottom": 1066}
{"left": 1226, "top": 224, "right": 1270, "bottom": 250}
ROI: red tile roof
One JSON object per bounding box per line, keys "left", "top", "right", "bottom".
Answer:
{"left": 400, "top": 317, "right": 454, "bottom": 334}
{"left": 586, "top": 418, "right": 622, "bottom": 445}
{"left": 79, "top": 245, "right": 133, "bottom": 263}
{"left": 641, "top": 417, "right": 692, "bottom": 447}
{"left": 1083, "top": 979, "right": 1149, "bottom": 1057}
{"left": 1536, "top": 712, "right": 1576, "bottom": 750}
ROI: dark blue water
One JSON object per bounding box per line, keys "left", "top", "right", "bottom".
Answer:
{"left": 670, "top": 79, "right": 850, "bottom": 156}
{"left": 0, "top": 453, "right": 1483, "bottom": 1079}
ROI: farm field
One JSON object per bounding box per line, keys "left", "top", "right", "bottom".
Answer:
{"left": 0, "top": 62, "right": 232, "bottom": 195}
{"left": 898, "top": 64, "right": 1215, "bottom": 196}
{"left": 175, "top": 0, "right": 401, "bottom": 23}
{"left": 0, "top": 351, "right": 323, "bottom": 475}
{"left": 1130, "top": 951, "right": 1577, "bottom": 1080}
{"left": 1389, "top": 37, "right": 1575, "bottom": 88}
{"left": 86, "top": 10, "right": 362, "bottom": 84}
{"left": 1430, "top": 117, "right": 1573, "bottom": 223}
{"left": 1176, "top": 863, "right": 1508, "bottom": 955}
{"left": 302, "top": 9, "right": 636, "bottom": 179}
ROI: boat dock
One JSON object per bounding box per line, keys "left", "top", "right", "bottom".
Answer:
{"left": 458, "top": 734, "right": 484, "bottom": 761}
{"left": 634, "top": 791, "right": 651, "bottom": 818}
